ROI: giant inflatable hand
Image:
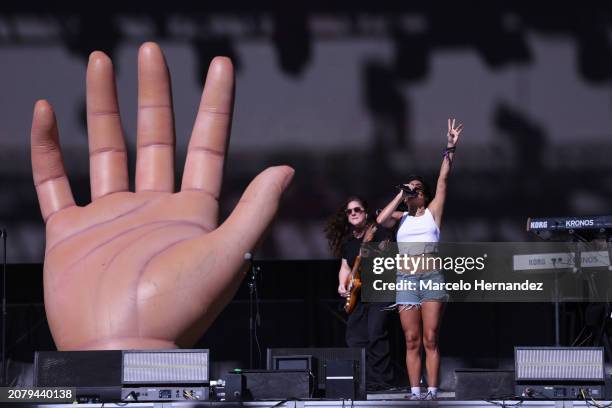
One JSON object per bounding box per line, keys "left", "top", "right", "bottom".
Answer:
{"left": 30, "top": 43, "right": 294, "bottom": 350}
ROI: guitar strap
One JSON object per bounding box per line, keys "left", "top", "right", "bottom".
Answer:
{"left": 359, "top": 223, "right": 378, "bottom": 254}
{"left": 349, "top": 223, "right": 377, "bottom": 277}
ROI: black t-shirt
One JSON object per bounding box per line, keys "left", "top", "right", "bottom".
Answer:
{"left": 340, "top": 226, "right": 392, "bottom": 269}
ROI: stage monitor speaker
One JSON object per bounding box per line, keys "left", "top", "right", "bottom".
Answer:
{"left": 34, "top": 350, "right": 122, "bottom": 403}
{"left": 325, "top": 360, "right": 356, "bottom": 399}
{"left": 514, "top": 347, "right": 605, "bottom": 399}
{"left": 267, "top": 347, "right": 366, "bottom": 400}
{"left": 35, "top": 349, "right": 210, "bottom": 403}
{"left": 455, "top": 369, "right": 515, "bottom": 400}
{"left": 241, "top": 370, "right": 311, "bottom": 400}
{"left": 224, "top": 373, "right": 246, "bottom": 401}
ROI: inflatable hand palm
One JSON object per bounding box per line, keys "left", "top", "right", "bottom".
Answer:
{"left": 30, "top": 43, "right": 294, "bottom": 350}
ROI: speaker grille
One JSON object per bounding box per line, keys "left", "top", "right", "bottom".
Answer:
{"left": 515, "top": 347, "right": 604, "bottom": 381}
{"left": 34, "top": 351, "right": 122, "bottom": 387}
{"left": 122, "top": 350, "right": 209, "bottom": 384}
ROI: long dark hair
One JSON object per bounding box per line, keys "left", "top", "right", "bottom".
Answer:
{"left": 324, "top": 196, "right": 373, "bottom": 257}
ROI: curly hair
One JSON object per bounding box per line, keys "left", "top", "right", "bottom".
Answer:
{"left": 324, "top": 196, "right": 373, "bottom": 257}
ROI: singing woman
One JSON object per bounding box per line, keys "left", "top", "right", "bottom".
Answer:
{"left": 325, "top": 196, "right": 393, "bottom": 391}
{"left": 376, "top": 118, "right": 463, "bottom": 400}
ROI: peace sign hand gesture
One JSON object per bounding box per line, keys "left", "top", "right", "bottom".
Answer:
{"left": 447, "top": 117, "right": 463, "bottom": 148}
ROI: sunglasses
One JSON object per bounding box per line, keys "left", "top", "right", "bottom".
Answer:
{"left": 345, "top": 207, "right": 364, "bottom": 215}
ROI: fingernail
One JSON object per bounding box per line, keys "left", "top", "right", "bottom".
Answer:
{"left": 281, "top": 166, "right": 295, "bottom": 190}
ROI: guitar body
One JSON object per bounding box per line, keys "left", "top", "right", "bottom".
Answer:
{"left": 344, "top": 256, "right": 362, "bottom": 314}
{"left": 343, "top": 224, "right": 378, "bottom": 315}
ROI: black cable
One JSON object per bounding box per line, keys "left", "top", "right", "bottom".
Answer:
{"left": 485, "top": 393, "right": 524, "bottom": 408}
{"left": 571, "top": 326, "right": 587, "bottom": 346}
{"left": 307, "top": 370, "right": 315, "bottom": 398}
{"left": 589, "top": 399, "right": 612, "bottom": 408}
{"left": 577, "top": 332, "right": 594, "bottom": 347}
{"left": 581, "top": 388, "right": 612, "bottom": 408}
{"left": 582, "top": 389, "right": 595, "bottom": 407}
{"left": 7, "top": 315, "right": 47, "bottom": 352}
{"left": 531, "top": 389, "right": 554, "bottom": 400}
{"left": 110, "top": 391, "right": 135, "bottom": 406}
{"left": 487, "top": 394, "right": 521, "bottom": 400}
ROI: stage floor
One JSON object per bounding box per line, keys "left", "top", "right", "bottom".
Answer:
{"left": 31, "top": 400, "right": 610, "bottom": 407}
{"left": 368, "top": 390, "right": 456, "bottom": 400}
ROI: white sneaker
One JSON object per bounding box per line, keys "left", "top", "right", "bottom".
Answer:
{"left": 423, "top": 391, "right": 437, "bottom": 400}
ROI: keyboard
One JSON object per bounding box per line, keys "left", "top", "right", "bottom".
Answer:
{"left": 527, "top": 215, "right": 612, "bottom": 241}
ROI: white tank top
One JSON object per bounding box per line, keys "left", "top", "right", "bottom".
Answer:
{"left": 396, "top": 208, "right": 440, "bottom": 244}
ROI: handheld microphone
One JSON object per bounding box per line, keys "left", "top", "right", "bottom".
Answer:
{"left": 395, "top": 185, "right": 419, "bottom": 196}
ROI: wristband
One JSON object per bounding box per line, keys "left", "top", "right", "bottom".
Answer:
{"left": 442, "top": 146, "right": 456, "bottom": 158}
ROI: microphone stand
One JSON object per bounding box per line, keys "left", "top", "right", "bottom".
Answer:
{"left": 1, "top": 229, "right": 6, "bottom": 386}
{"left": 245, "top": 253, "right": 261, "bottom": 369}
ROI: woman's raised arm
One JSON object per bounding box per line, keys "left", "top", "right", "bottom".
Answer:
{"left": 428, "top": 118, "right": 463, "bottom": 227}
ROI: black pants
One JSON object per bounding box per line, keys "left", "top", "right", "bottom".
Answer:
{"left": 346, "top": 300, "right": 393, "bottom": 388}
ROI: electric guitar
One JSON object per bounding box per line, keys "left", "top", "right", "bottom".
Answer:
{"left": 344, "top": 224, "right": 377, "bottom": 314}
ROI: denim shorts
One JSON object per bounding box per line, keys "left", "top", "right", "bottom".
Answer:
{"left": 395, "top": 270, "right": 449, "bottom": 307}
